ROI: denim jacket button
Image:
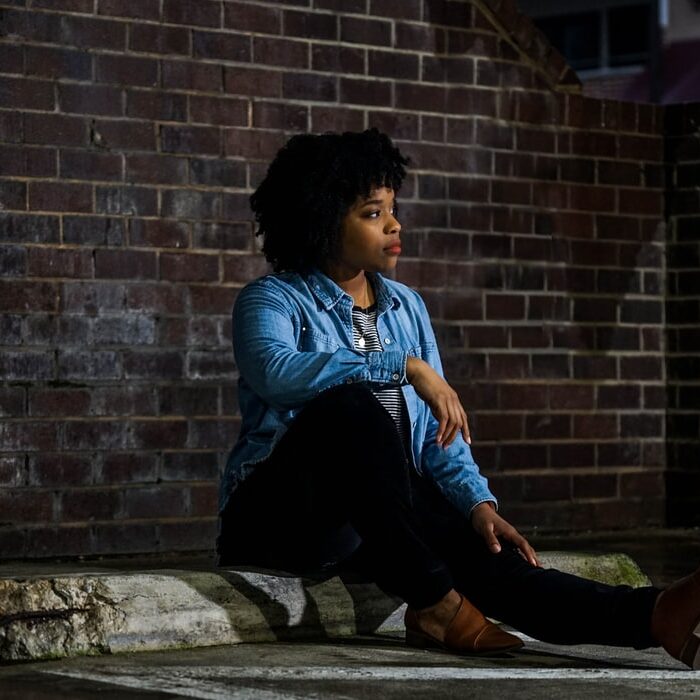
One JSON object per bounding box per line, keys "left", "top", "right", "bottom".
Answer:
{"left": 384, "top": 337, "right": 391, "bottom": 344}
{"left": 391, "top": 372, "right": 400, "bottom": 381}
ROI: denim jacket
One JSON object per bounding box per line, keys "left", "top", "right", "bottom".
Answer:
{"left": 220, "top": 267, "right": 497, "bottom": 517}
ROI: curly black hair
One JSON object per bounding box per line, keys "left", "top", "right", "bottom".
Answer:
{"left": 250, "top": 127, "right": 411, "bottom": 273}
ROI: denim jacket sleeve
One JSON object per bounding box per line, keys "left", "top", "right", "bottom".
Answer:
{"left": 412, "top": 291, "right": 498, "bottom": 517}
{"left": 233, "top": 278, "right": 409, "bottom": 411}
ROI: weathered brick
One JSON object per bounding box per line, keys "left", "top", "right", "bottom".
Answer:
{"left": 99, "top": 453, "right": 158, "bottom": 484}
{"left": 94, "top": 249, "right": 157, "bottom": 279}
{"left": 24, "top": 113, "right": 87, "bottom": 147}
{"left": 63, "top": 215, "right": 125, "bottom": 246}
{"left": 159, "top": 519, "right": 218, "bottom": 550}
{"left": 61, "top": 281, "right": 124, "bottom": 314}
{"left": 29, "top": 453, "right": 92, "bottom": 487}
{"left": 161, "top": 189, "right": 222, "bottom": 219}
{"left": 98, "top": 0, "right": 160, "bottom": 20}
{"left": 225, "top": 1, "right": 281, "bottom": 33}
{"left": 57, "top": 350, "right": 121, "bottom": 380}
{"left": 188, "top": 418, "right": 237, "bottom": 449}
{"left": 192, "top": 222, "right": 252, "bottom": 250}
{"left": 63, "top": 420, "right": 128, "bottom": 450}
{"left": 163, "top": 59, "right": 223, "bottom": 92}
{"left": 0, "top": 180, "right": 26, "bottom": 211}
{"left": 123, "top": 350, "right": 184, "bottom": 379}
{"left": 130, "top": 23, "right": 191, "bottom": 55}
{"left": 125, "top": 153, "right": 188, "bottom": 185}
{"left": 60, "top": 149, "right": 123, "bottom": 182}
{"left": 0, "top": 42, "right": 23, "bottom": 74}
{"left": 60, "top": 487, "right": 123, "bottom": 521}
{"left": 159, "top": 386, "right": 218, "bottom": 416}
{"left": 0, "top": 386, "right": 25, "bottom": 417}
{"left": 95, "top": 54, "right": 158, "bottom": 87}
{"left": 0, "top": 145, "right": 56, "bottom": 179}
{"left": 193, "top": 29, "right": 251, "bottom": 61}
{"left": 29, "top": 182, "right": 92, "bottom": 213}
{"left": 25, "top": 46, "right": 92, "bottom": 80}
{"left": 92, "top": 119, "right": 156, "bottom": 151}
{"left": 0, "top": 489, "right": 54, "bottom": 522}
{"left": 125, "top": 283, "right": 186, "bottom": 313}
{"left": 160, "top": 125, "right": 221, "bottom": 155}
{"left": 311, "top": 43, "right": 364, "bottom": 74}
{"left": 126, "top": 90, "right": 187, "bottom": 122}
{"left": 0, "top": 455, "right": 25, "bottom": 487}
{"left": 0, "top": 421, "right": 58, "bottom": 451}
{"left": 96, "top": 185, "right": 158, "bottom": 216}
{"left": 161, "top": 252, "right": 219, "bottom": 282}
{"left": 1, "top": 245, "right": 26, "bottom": 281}
{"left": 130, "top": 218, "right": 189, "bottom": 248}
{"left": 0, "top": 280, "right": 59, "bottom": 312}
{"left": 282, "top": 71, "right": 336, "bottom": 102}
{"left": 93, "top": 522, "right": 158, "bottom": 554}
{"left": 27, "top": 247, "right": 93, "bottom": 278}
{"left": 0, "top": 76, "right": 55, "bottom": 110}
{"left": 190, "top": 96, "right": 248, "bottom": 126}
{"left": 129, "top": 420, "right": 188, "bottom": 449}
{"left": 163, "top": 0, "right": 220, "bottom": 27}
{"left": 224, "top": 65, "right": 280, "bottom": 97}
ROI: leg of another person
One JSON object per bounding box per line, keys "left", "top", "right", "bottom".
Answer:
{"left": 218, "top": 383, "right": 454, "bottom": 610}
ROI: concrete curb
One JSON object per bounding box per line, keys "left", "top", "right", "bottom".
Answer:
{"left": 0, "top": 551, "right": 651, "bottom": 662}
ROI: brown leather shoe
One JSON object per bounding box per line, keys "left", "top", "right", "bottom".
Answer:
{"left": 651, "top": 566, "right": 700, "bottom": 669}
{"left": 404, "top": 593, "right": 523, "bottom": 655}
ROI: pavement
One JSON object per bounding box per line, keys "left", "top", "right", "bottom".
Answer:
{"left": 0, "top": 528, "right": 699, "bottom": 698}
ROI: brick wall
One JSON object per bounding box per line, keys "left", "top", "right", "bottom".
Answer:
{"left": 666, "top": 103, "right": 700, "bottom": 526}
{"left": 0, "top": 0, "right": 672, "bottom": 559}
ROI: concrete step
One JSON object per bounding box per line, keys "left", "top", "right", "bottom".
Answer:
{"left": 0, "top": 551, "right": 651, "bottom": 662}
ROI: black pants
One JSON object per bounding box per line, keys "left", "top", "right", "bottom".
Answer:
{"left": 217, "top": 383, "right": 660, "bottom": 648}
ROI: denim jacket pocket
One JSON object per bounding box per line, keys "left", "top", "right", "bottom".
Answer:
{"left": 299, "top": 327, "right": 341, "bottom": 352}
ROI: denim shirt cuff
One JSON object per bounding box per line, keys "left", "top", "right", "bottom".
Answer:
{"left": 365, "top": 350, "right": 408, "bottom": 385}
{"left": 468, "top": 497, "right": 499, "bottom": 518}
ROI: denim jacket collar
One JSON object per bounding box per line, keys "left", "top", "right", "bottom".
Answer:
{"left": 304, "top": 267, "right": 401, "bottom": 314}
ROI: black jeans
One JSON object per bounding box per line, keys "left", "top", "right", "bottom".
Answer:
{"left": 217, "top": 383, "right": 661, "bottom": 648}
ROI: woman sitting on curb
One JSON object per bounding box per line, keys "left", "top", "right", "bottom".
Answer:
{"left": 216, "top": 127, "right": 700, "bottom": 669}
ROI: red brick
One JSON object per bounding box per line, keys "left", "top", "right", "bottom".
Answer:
{"left": 27, "top": 247, "right": 93, "bottom": 278}
{"left": 0, "top": 180, "right": 26, "bottom": 211}
{"left": 24, "top": 113, "right": 87, "bottom": 147}
{"left": 61, "top": 488, "right": 123, "bottom": 522}
{"left": 253, "top": 36, "right": 306, "bottom": 68}
{"left": 125, "top": 154, "right": 188, "bottom": 185}
{"left": 225, "top": 1, "right": 281, "bottom": 33}
{"left": 161, "top": 252, "right": 219, "bottom": 282}
{"left": 190, "top": 95, "right": 248, "bottom": 126}
{"left": 25, "top": 46, "right": 91, "bottom": 80}
{"left": 224, "top": 128, "right": 287, "bottom": 161}
{"left": 0, "top": 490, "right": 54, "bottom": 523}
{"left": 188, "top": 418, "right": 237, "bottom": 448}
{"left": 94, "top": 249, "right": 157, "bottom": 279}
{"left": 92, "top": 119, "right": 156, "bottom": 151}
{"left": 193, "top": 29, "right": 251, "bottom": 61}
{"left": 126, "top": 90, "right": 187, "bottom": 122}
{"left": 94, "top": 522, "right": 158, "bottom": 554}
{"left": 0, "top": 43, "right": 23, "bottom": 74}
{"left": 125, "top": 283, "right": 186, "bottom": 313}
{"left": 160, "top": 125, "right": 220, "bottom": 155}
{"left": 130, "top": 219, "right": 189, "bottom": 248}
{"left": 189, "top": 484, "right": 218, "bottom": 517}
{"left": 224, "top": 65, "right": 281, "bottom": 97}
{"left": 163, "top": 59, "right": 223, "bottom": 92}
{"left": 282, "top": 71, "right": 336, "bottom": 102}
{"left": 130, "top": 24, "right": 191, "bottom": 55}
{"left": 163, "top": 0, "right": 220, "bottom": 27}
{"left": 311, "top": 43, "right": 364, "bottom": 74}
{"left": 1, "top": 421, "right": 58, "bottom": 450}
{"left": 96, "top": 185, "right": 158, "bottom": 216}
{"left": 99, "top": 453, "right": 158, "bottom": 484}
{"left": 89, "top": 386, "right": 157, "bottom": 415}
{"left": 98, "top": 0, "right": 160, "bottom": 19}
{"left": 29, "top": 453, "right": 92, "bottom": 487}
{"left": 60, "top": 149, "right": 123, "bottom": 182}
{"left": 129, "top": 420, "right": 188, "bottom": 449}
{"left": 123, "top": 350, "right": 184, "bottom": 379}
{"left": 125, "top": 485, "right": 187, "bottom": 519}
{"left": 159, "top": 520, "right": 218, "bottom": 550}
{"left": 95, "top": 55, "right": 158, "bottom": 87}
{"left": 59, "top": 83, "right": 123, "bottom": 117}
{"left": 29, "top": 182, "right": 93, "bottom": 213}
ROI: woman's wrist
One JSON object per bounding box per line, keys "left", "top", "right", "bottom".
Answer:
{"left": 406, "top": 356, "right": 423, "bottom": 382}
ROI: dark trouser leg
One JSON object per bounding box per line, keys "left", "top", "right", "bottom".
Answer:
{"left": 378, "top": 470, "right": 661, "bottom": 649}
{"left": 217, "top": 383, "right": 453, "bottom": 609}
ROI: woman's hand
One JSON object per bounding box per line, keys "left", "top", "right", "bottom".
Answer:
{"left": 471, "top": 502, "right": 540, "bottom": 567}
{"left": 406, "top": 356, "right": 470, "bottom": 449}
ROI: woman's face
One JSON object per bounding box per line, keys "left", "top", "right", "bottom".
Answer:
{"left": 332, "top": 186, "right": 402, "bottom": 276}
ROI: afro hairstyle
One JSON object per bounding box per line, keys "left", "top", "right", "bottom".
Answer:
{"left": 249, "top": 127, "right": 411, "bottom": 273}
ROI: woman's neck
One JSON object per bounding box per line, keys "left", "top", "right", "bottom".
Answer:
{"left": 322, "top": 266, "right": 374, "bottom": 307}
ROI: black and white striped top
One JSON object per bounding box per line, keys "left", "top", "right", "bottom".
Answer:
{"left": 351, "top": 303, "right": 411, "bottom": 450}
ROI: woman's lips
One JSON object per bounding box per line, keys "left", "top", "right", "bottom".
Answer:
{"left": 384, "top": 244, "right": 401, "bottom": 254}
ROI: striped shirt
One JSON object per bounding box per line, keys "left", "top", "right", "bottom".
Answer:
{"left": 351, "top": 303, "right": 411, "bottom": 452}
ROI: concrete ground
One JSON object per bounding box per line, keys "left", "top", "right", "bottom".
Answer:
{"left": 1, "top": 528, "right": 699, "bottom": 699}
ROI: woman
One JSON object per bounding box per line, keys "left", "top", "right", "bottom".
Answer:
{"left": 216, "top": 127, "right": 700, "bottom": 667}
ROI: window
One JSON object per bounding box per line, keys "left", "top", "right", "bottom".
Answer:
{"left": 533, "top": 3, "right": 652, "bottom": 73}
